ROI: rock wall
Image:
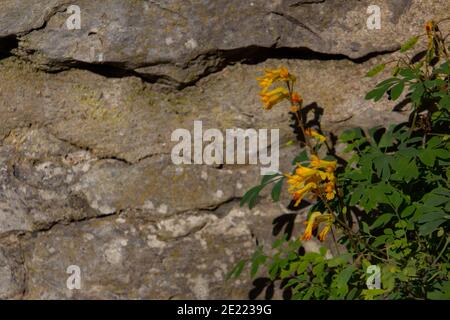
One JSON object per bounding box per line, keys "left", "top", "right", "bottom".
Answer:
{"left": 0, "top": 0, "right": 448, "bottom": 299}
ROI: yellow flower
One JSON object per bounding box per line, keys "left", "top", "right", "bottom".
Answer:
{"left": 291, "top": 182, "right": 317, "bottom": 206}
{"left": 257, "top": 67, "right": 295, "bottom": 93}
{"left": 425, "top": 20, "right": 434, "bottom": 34}
{"left": 257, "top": 77, "right": 274, "bottom": 93}
{"left": 290, "top": 105, "right": 299, "bottom": 113}
{"left": 294, "top": 165, "right": 326, "bottom": 180}
{"left": 301, "top": 212, "right": 334, "bottom": 241}
{"left": 318, "top": 221, "right": 333, "bottom": 242}
{"left": 324, "top": 181, "right": 336, "bottom": 200}
{"left": 301, "top": 211, "right": 321, "bottom": 240}
{"left": 286, "top": 162, "right": 334, "bottom": 206}
{"left": 279, "top": 67, "right": 290, "bottom": 80}
{"left": 260, "top": 87, "right": 290, "bottom": 110}
{"left": 304, "top": 128, "right": 326, "bottom": 143}
{"left": 425, "top": 20, "right": 434, "bottom": 49}
{"left": 292, "top": 92, "right": 303, "bottom": 104}
{"left": 310, "top": 155, "right": 336, "bottom": 172}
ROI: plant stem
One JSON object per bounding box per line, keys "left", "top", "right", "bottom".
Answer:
{"left": 432, "top": 237, "right": 449, "bottom": 266}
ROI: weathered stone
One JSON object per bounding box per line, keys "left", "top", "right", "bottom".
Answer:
{"left": 22, "top": 200, "right": 291, "bottom": 299}
{"left": 1, "top": 0, "right": 447, "bottom": 86}
{"left": 0, "top": 235, "right": 26, "bottom": 299}
{"left": 0, "top": 55, "right": 409, "bottom": 165}
{"left": 0, "top": 0, "right": 447, "bottom": 300}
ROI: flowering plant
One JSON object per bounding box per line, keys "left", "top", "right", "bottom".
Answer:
{"left": 229, "top": 20, "right": 450, "bottom": 300}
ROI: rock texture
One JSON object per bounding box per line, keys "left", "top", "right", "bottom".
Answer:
{"left": 0, "top": 0, "right": 448, "bottom": 299}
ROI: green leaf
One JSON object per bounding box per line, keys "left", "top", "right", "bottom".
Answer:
{"left": 296, "top": 260, "right": 310, "bottom": 274}
{"left": 419, "top": 219, "right": 446, "bottom": 236}
{"left": 401, "top": 206, "right": 416, "bottom": 218}
{"left": 366, "top": 64, "right": 386, "bottom": 77}
{"left": 272, "top": 234, "right": 287, "bottom": 249}
{"left": 375, "top": 78, "right": 398, "bottom": 87}
{"left": 241, "top": 173, "right": 283, "bottom": 208}
{"left": 368, "top": 126, "right": 383, "bottom": 145}
{"left": 399, "top": 68, "right": 416, "bottom": 79}
{"left": 372, "top": 235, "right": 391, "bottom": 248}
{"left": 365, "top": 84, "right": 392, "bottom": 101}
{"left": 373, "top": 155, "right": 391, "bottom": 180}
{"left": 387, "top": 190, "right": 403, "bottom": 211}
{"left": 410, "top": 83, "right": 425, "bottom": 105}
{"left": 422, "top": 188, "right": 450, "bottom": 207}
{"left": 312, "top": 262, "right": 325, "bottom": 276}
{"left": 418, "top": 148, "right": 436, "bottom": 166}
{"left": 362, "top": 221, "right": 371, "bottom": 234}
{"left": 439, "top": 94, "right": 450, "bottom": 109}
{"left": 400, "top": 36, "right": 419, "bottom": 52}
{"left": 362, "top": 289, "right": 386, "bottom": 300}
{"left": 371, "top": 183, "right": 390, "bottom": 205}
{"left": 371, "top": 213, "right": 394, "bottom": 230}
{"left": 392, "top": 66, "right": 400, "bottom": 76}
{"left": 261, "top": 173, "right": 280, "bottom": 185}
{"left": 418, "top": 210, "right": 447, "bottom": 223}
{"left": 427, "top": 136, "right": 443, "bottom": 149}
{"left": 390, "top": 81, "right": 405, "bottom": 101}
{"left": 390, "top": 155, "right": 419, "bottom": 182}
{"left": 336, "top": 266, "right": 355, "bottom": 288}
{"left": 226, "top": 259, "right": 247, "bottom": 279}
{"left": 292, "top": 150, "right": 308, "bottom": 165}
{"left": 378, "top": 131, "right": 395, "bottom": 148}
{"left": 350, "top": 186, "right": 365, "bottom": 206}
{"left": 340, "top": 128, "right": 364, "bottom": 142}
{"left": 271, "top": 178, "right": 284, "bottom": 202}
{"left": 427, "top": 282, "right": 450, "bottom": 300}
{"left": 240, "top": 185, "right": 264, "bottom": 209}
{"left": 250, "top": 248, "right": 267, "bottom": 278}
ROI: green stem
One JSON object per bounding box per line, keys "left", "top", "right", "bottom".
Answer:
{"left": 432, "top": 237, "right": 449, "bottom": 266}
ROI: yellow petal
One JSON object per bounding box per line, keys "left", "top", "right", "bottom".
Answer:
{"left": 318, "top": 223, "right": 332, "bottom": 242}
{"left": 301, "top": 211, "right": 321, "bottom": 241}
{"left": 305, "top": 128, "right": 326, "bottom": 142}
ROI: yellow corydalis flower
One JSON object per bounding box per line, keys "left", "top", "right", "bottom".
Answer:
{"left": 301, "top": 212, "right": 334, "bottom": 241}
{"left": 310, "top": 155, "right": 336, "bottom": 172}
{"left": 304, "top": 128, "right": 326, "bottom": 143}
{"left": 324, "top": 181, "right": 336, "bottom": 200}
{"left": 257, "top": 67, "right": 295, "bottom": 92}
{"left": 260, "top": 87, "right": 290, "bottom": 110}
{"left": 290, "top": 105, "right": 300, "bottom": 113}
{"left": 290, "top": 182, "right": 317, "bottom": 206}
{"left": 292, "top": 92, "right": 303, "bottom": 104}
{"left": 294, "top": 165, "right": 326, "bottom": 179}
{"left": 286, "top": 165, "right": 324, "bottom": 206}
{"left": 285, "top": 155, "right": 337, "bottom": 206}
{"left": 425, "top": 20, "right": 434, "bottom": 34}
{"left": 310, "top": 155, "right": 337, "bottom": 200}
{"left": 425, "top": 20, "right": 434, "bottom": 49}
{"left": 318, "top": 220, "right": 333, "bottom": 242}
{"left": 257, "top": 67, "right": 297, "bottom": 110}
{"left": 301, "top": 211, "right": 321, "bottom": 240}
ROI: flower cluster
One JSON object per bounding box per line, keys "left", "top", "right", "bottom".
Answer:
{"left": 256, "top": 66, "right": 337, "bottom": 242}
{"left": 425, "top": 20, "right": 435, "bottom": 50}
{"left": 304, "top": 128, "right": 326, "bottom": 142}
{"left": 285, "top": 155, "right": 337, "bottom": 207}
{"left": 257, "top": 67, "right": 301, "bottom": 110}
{"left": 301, "top": 211, "right": 335, "bottom": 242}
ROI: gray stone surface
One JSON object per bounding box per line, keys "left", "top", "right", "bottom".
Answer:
{"left": 0, "top": 235, "right": 26, "bottom": 299}
{"left": 22, "top": 200, "right": 288, "bottom": 299}
{"left": 0, "top": 0, "right": 447, "bottom": 299}
{"left": 1, "top": 0, "right": 448, "bottom": 86}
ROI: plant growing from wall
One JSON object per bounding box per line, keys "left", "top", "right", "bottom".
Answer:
{"left": 228, "top": 19, "right": 450, "bottom": 300}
